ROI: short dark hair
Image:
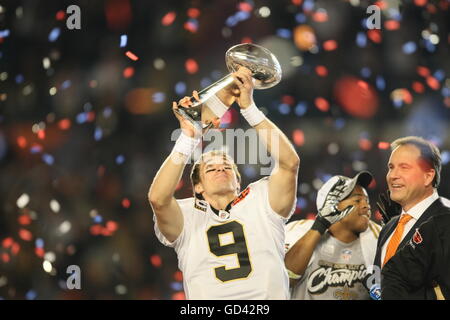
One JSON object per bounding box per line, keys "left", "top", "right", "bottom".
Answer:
{"left": 391, "top": 136, "right": 442, "bottom": 188}
{"left": 190, "top": 150, "right": 241, "bottom": 199}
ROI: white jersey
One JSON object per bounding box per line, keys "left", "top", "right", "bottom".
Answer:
{"left": 154, "top": 177, "right": 295, "bottom": 300}
{"left": 285, "top": 219, "right": 380, "bottom": 300}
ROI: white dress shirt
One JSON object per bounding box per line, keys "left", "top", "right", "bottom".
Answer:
{"left": 381, "top": 190, "right": 440, "bottom": 264}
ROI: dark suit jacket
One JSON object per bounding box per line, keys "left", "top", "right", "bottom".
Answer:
{"left": 374, "top": 197, "right": 449, "bottom": 299}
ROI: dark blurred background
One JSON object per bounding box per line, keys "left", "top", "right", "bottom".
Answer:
{"left": 0, "top": 0, "right": 449, "bottom": 299}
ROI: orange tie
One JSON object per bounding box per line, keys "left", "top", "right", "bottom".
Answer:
{"left": 383, "top": 214, "right": 413, "bottom": 267}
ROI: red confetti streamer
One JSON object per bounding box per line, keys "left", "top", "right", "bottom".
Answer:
{"left": 2, "top": 253, "right": 10, "bottom": 263}
{"left": 2, "top": 237, "right": 13, "bottom": 248}
{"left": 17, "top": 136, "right": 27, "bottom": 148}
{"left": 172, "top": 292, "right": 186, "bottom": 300}
{"left": 56, "top": 10, "right": 66, "bottom": 21}
{"left": 106, "top": 221, "right": 118, "bottom": 232}
{"left": 122, "top": 198, "right": 131, "bottom": 208}
{"left": 385, "top": 20, "right": 400, "bottom": 30}
{"left": 86, "top": 111, "right": 96, "bottom": 122}
{"left": 183, "top": 21, "right": 198, "bottom": 33}
{"left": 185, "top": 59, "right": 199, "bottom": 74}
{"left": 125, "top": 51, "right": 139, "bottom": 61}
{"left": 359, "top": 138, "right": 373, "bottom": 151}
{"left": 101, "top": 228, "right": 113, "bottom": 237}
{"left": 367, "top": 29, "right": 382, "bottom": 43}
{"left": 412, "top": 81, "right": 425, "bottom": 93}
{"left": 323, "top": 40, "right": 338, "bottom": 51}
{"left": 314, "top": 97, "right": 330, "bottom": 112}
{"left": 150, "top": 255, "right": 162, "bottom": 268}
{"left": 238, "top": 2, "right": 253, "bottom": 12}
{"left": 315, "top": 65, "right": 328, "bottom": 77}
{"left": 174, "top": 271, "right": 183, "bottom": 282}
{"left": 374, "top": 1, "right": 388, "bottom": 10}
{"left": 282, "top": 95, "right": 295, "bottom": 106}
{"left": 378, "top": 141, "right": 390, "bottom": 149}
{"left": 312, "top": 11, "right": 328, "bottom": 23}
{"left": 187, "top": 8, "right": 200, "bottom": 19}
{"left": 401, "top": 89, "right": 413, "bottom": 104}
{"left": 38, "top": 129, "right": 45, "bottom": 140}
{"left": 292, "top": 129, "right": 305, "bottom": 147}
{"left": 161, "top": 12, "right": 176, "bottom": 26}
{"left": 18, "top": 215, "right": 32, "bottom": 226}
{"left": 90, "top": 225, "right": 102, "bottom": 236}
{"left": 58, "top": 118, "right": 71, "bottom": 130}
{"left": 414, "top": 0, "right": 428, "bottom": 6}
{"left": 19, "top": 229, "right": 33, "bottom": 241}
{"left": 291, "top": 0, "right": 303, "bottom": 5}
{"left": 11, "top": 243, "right": 20, "bottom": 255}
{"left": 416, "top": 66, "right": 430, "bottom": 77}
{"left": 357, "top": 80, "right": 369, "bottom": 90}
{"left": 426, "top": 76, "right": 440, "bottom": 90}
{"left": 123, "top": 67, "right": 134, "bottom": 78}
{"left": 35, "top": 247, "right": 45, "bottom": 258}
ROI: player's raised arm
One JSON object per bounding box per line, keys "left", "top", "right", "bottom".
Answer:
{"left": 233, "top": 67, "right": 300, "bottom": 218}
{"left": 148, "top": 93, "right": 201, "bottom": 242}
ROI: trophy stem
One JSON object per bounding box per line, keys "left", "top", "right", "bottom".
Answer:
{"left": 196, "top": 74, "right": 235, "bottom": 105}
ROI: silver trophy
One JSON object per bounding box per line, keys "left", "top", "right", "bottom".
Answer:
{"left": 175, "top": 43, "right": 282, "bottom": 134}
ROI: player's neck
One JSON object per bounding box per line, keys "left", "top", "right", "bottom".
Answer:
{"left": 203, "top": 192, "right": 237, "bottom": 211}
{"left": 328, "top": 224, "right": 358, "bottom": 243}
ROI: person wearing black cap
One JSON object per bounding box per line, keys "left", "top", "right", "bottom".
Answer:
{"left": 285, "top": 171, "right": 381, "bottom": 300}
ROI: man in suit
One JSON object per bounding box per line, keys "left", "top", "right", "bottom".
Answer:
{"left": 373, "top": 136, "right": 447, "bottom": 299}
{"left": 382, "top": 213, "right": 450, "bottom": 300}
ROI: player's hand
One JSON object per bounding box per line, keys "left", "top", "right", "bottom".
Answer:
{"left": 172, "top": 91, "right": 201, "bottom": 138}
{"left": 376, "top": 190, "right": 401, "bottom": 225}
{"left": 232, "top": 67, "right": 254, "bottom": 109}
{"left": 312, "top": 178, "right": 355, "bottom": 234}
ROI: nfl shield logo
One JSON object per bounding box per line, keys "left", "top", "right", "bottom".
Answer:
{"left": 341, "top": 249, "right": 352, "bottom": 261}
{"left": 219, "top": 210, "right": 230, "bottom": 220}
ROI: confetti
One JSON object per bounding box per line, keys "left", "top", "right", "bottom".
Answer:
{"left": 48, "top": 27, "right": 61, "bottom": 42}
{"left": 161, "top": 12, "right": 176, "bottom": 26}
{"left": 150, "top": 255, "right": 162, "bottom": 268}
{"left": 125, "top": 51, "right": 139, "bottom": 61}
{"left": 123, "top": 66, "right": 134, "bottom": 78}
{"left": 185, "top": 59, "right": 199, "bottom": 74}
{"left": 292, "top": 129, "right": 305, "bottom": 146}
{"left": 55, "top": 10, "right": 65, "bottom": 21}
{"left": 16, "top": 193, "right": 30, "bottom": 208}
{"left": 187, "top": 8, "right": 200, "bottom": 19}
{"left": 50, "top": 199, "right": 60, "bottom": 213}
{"left": 323, "top": 40, "right": 337, "bottom": 51}
{"left": 120, "top": 34, "right": 127, "bottom": 47}
{"left": 315, "top": 65, "right": 328, "bottom": 77}
{"left": 314, "top": 97, "right": 329, "bottom": 112}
